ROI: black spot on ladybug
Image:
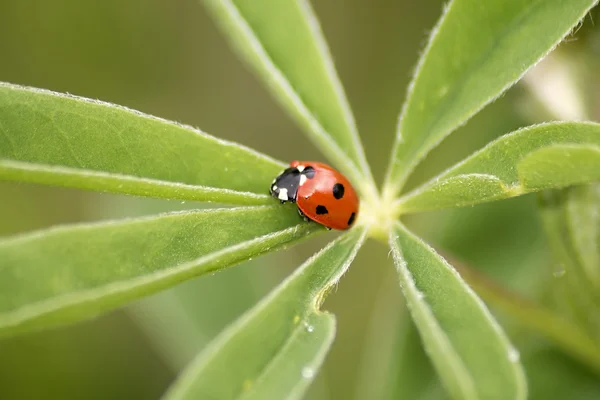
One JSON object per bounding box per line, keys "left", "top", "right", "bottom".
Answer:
{"left": 347, "top": 212, "right": 356, "bottom": 226}
{"left": 332, "top": 183, "right": 345, "bottom": 199}
{"left": 316, "top": 205, "right": 328, "bottom": 215}
{"left": 303, "top": 166, "right": 316, "bottom": 179}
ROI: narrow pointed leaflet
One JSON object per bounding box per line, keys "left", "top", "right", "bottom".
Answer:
{"left": 384, "top": 0, "right": 598, "bottom": 195}
{"left": 0, "top": 206, "right": 323, "bottom": 338}
{"left": 397, "top": 122, "right": 600, "bottom": 213}
{"left": 203, "top": 0, "right": 374, "bottom": 192}
{"left": 0, "top": 83, "right": 284, "bottom": 205}
{"left": 164, "top": 228, "right": 367, "bottom": 400}
{"left": 389, "top": 224, "right": 527, "bottom": 400}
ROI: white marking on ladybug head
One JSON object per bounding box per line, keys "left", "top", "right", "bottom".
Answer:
{"left": 272, "top": 178, "right": 277, "bottom": 184}
{"left": 278, "top": 188, "right": 289, "bottom": 201}
{"left": 296, "top": 165, "right": 305, "bottom": 172}
{"left": 299, "top": 174, "right": 307, "bottom": 186}
{"left": 272, "top": 185, "right": 278, "bottom": 190}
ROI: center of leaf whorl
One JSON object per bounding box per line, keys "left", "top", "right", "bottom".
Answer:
{"left": 358, "top": 195, "right": 398, "bottom": 242}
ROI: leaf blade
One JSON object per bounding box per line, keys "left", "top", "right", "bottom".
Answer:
{"left": 203, "top": 0, "right": 373, "bottom": 190}
{"left": 0, "top": 82, "right": 283, "bottom": 204}
{"left": 525, "top": 348, "right": 600, "bottom": 399}
{"left": 384, "top": 0, "right": 599, "bottom": 194}
{"left": 0, "top": 206, "right": 322, "bottom": 337}
{"left": 454, "top": 249, "right": 600, "bottom": 376}
{"left": 518, "top": 144, "right": 600, "bottom": 190}
{"left": 397, "top": 122, "right": 600, "bottom": 213}
{"left": 566, "top": 184, "right": 600, "bottom": 287}
{"left": 238, "top": 312, "right": 335, "bottom": 400}
{"left": 390, "top": 224, "right": 526, "bottom": 400}
{"left": 537, "top": 188, "right": 600, "bottom": 337}
{"left": 164, "top": 228, "right": 367, "bottom": 400}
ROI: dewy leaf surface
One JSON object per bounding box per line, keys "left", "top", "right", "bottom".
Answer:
{"left": 203, "top": 0, "right": 373, "bottom": 191}
{"left": 0, "top": 206, "right": 322, "bottom": 338}
{"left": 397, "top": 122, "right": 600, "bottom": 213}
{"left": 384, "top": 0, "right": 599, "bottom": 194}
{"left": 0, "top": 82, "right": 284, "bottom": 205}
{"left": 389, "top": 224, "right": 526, "bottom": 400}
{"left": 164, "top": 228, "right": 367, "bottom": 400}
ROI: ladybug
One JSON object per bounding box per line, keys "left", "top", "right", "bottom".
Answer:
{"left": 269, "top": 160, "right": 359, "bottom": 230}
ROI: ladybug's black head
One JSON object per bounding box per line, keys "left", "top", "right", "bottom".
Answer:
{"left": 269, "top": 165, "right": 316, "bottom": 203}
{"left": 270, "top": 167, "right": 301, "bottom": 203}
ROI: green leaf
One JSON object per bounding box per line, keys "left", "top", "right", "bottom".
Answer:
{"left": 383, "top": 0, "right": 598, "bottom": 194}
{"left": 455, "top": 255, "right": 600, "bottom": 376}
{"left": 525, "top": 348, "right": 600, "bottom": 400}
{"left": 354, "top": 278, "right": 440, "bottom": 400}
{"left": 537, "top": 189, "right": 600, "bottom": 337}
{"left": 203, "top": 0, "right": 374, "bottom": 191}
{"left": 565, "top": 184, "right": 600, "bottom": 287}
{"left": 378, "top": 315, "right": 440, "bottom": 400}
{"left": 0, "top": 82, "right": 284, "bottom": 205}
{"left": 519, "top": 145, "right": 600, "bottom": 190}
{"left": 164, "top": 228, "right": 367, "bottom": 400}
{"left": 397, "top": 122, "right": 600, "bottom": 213}
{"left": 389, "top": 223, "right": 526, "bottom": 400}
{"left": 128, "top": 259, "right": 269, "bottom": 371}
{"left": 0, "top": 206, "right": 322, "bottom": 338}
{"left": 386, "top": 319, "right": 442, "bottom": 400}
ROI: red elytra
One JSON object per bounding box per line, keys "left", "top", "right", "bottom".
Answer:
{"left": 269, "top": 160, "right": 359, "bottom": 230}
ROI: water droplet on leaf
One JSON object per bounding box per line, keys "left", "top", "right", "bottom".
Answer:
{"left": 301, "top": 367, "right": 315, "bottom": 379}
{"left": 508, "top": 348, "right": 520, "bottom": 362}
{"left": 553, "top": 267, "right": 566, "bottom": 277}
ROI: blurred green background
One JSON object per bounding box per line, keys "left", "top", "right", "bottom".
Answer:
{"left": 1, "top": 1, "right": 599, "bottom": 399}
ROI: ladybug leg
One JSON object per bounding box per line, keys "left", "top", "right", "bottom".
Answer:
{"left": 326, "top": 227, "right": 332, "bottom": 231}
{"left": 297, "top": 207, "right": 309, "bottom": 222}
